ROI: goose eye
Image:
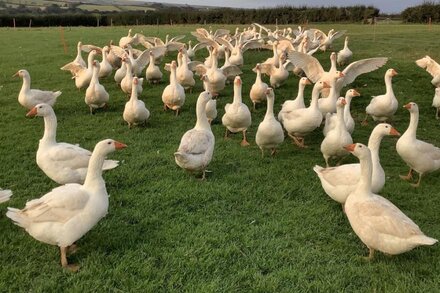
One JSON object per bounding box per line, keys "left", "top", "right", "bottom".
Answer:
{"left": 39, "top": 106, "right": 43, "bottom": 109}
{"left": 385, "top": 125, "right": 389, "bottom": 128}
{"left": 359, "top": 145, "right": 363, "bottom": 148}
{"left": 107, "top": 142, "right": 112, "bottom": 145}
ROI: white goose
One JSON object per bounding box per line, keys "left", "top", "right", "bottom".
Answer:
{"left": 320, "top": 97, "right": 352, "bottom": 167}
{"left": 318, "top": 71, "right": 345, "bottom": 115}
{"left": 60, "top": 42, "right": 100, "bottom": 75}
{"left": 344, "top": 143, "right": 437, "bottom": 260}
{"left": 175, "top": 91, "right": 215, "bottom": 180}
{"left": 120, "top": 57, "right": 143, "bottom": 96}
{"left": 162, "top": 61, "right": 185, "bottom": 116}
{"left": 98, "top": 46, "right": 113, "bottom": 78}
{"left": 415, "top": 56, "right": 440, "bottom": 87}
{"left": 323, "top": 89, "right": 361, "bottom": 136}
{"left": 255, "top": 88, "right": 284, "bottom": 157}
{"left": 27, "top": 104, "right": 119, "bottom": 185}
{"left": 315, "top": 123, "right": 400, "bottom": 205}
{"left": 123, "top": 77, "right": 150, "bottom": 128}
{"left": 278, "top": 77, "right": 311, "bottom": 123}
{"left": 85, "top": 61, "right": 109, "bottom": 114}
{"left": 260, "top": 55, "right": 291, "bottom": 88}
{"left": 0, "top": 189, "right": 12, "bottom": 204}
{"left": 363, "top": 69, "right": 398, "bottom": 124}
{"left": 396, "top": 102, "right": 440, "bottom": 187}
{"left": 114, "top": 61, "right": 127, "bottom": 85}
{"left": 69, "top": 50, "right": 98, "bottom": 90}
{"left": 146, "top": 51, "right": 163, "bottom": 84}
{"left": 282, "top": 81, "right": 330, "bottom": 148}
{"left": 176, "top": 50, "right": 196, "bottom": 92}
{"left": 337, "top": 36, "right": 352, "bottom": 66}
{"left": 432, "top": 87, "right": 440, "bottom": 119}
{"left": 250, "top": 63, "right": 269, "bottom": 110}
{"left": 6, "top": 139, "right": 126, "bottom": 271}
{"left": 222, "top": 76, "right": 252, "bottom": 146}
{"left": 14, "top": 69, "right": 61, "bottom": 110}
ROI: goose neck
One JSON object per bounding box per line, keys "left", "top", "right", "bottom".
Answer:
{"left": 404, "top": 110, "right": 418, "bottom": 138}
{"left": 41, "top": 111, "right": 57, "bottom": 144}
{"left": 310, "top": 85, "right": 321, "bottom": 109}
{"left": 264, "top": 96, "right": 275, "bottom": 119}
{"left": 296, "top": 83, "right": 305, "bottom": 100}
{"left": 367, "top": 131, "right": 383, "bottom": 166}
{"left": 195, "top": 98, "right": 210, "bottom": 130}
{"left": 355, "top": 151, "right": 373, "bottom": 195}
{"left": 233, "top": 84, "right": 243, "bottom": 104}
{"left": 21, "top": 75, "right": 31, "bottom": 92}
{"left": 83, "top": 148, "right": 106, "bottom": 189}
{"left": 343, "top": 96, "right": 352, "bottom": 119}
{"left": 385, "top": 74, "right": 394, "bottom": 95}
{"left": 170, "top": 66, "right": 177, "bottom": 84}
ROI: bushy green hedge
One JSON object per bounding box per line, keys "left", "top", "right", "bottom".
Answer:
{"left": 401, "top": 2, "right": 440, "bottom": 23}
{"left": 0, "top": 5, "right": 379, "bottom": 27}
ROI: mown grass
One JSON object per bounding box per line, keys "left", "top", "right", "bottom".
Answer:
{"left": 0, "top": 23, "right": 440, "bottom": 291}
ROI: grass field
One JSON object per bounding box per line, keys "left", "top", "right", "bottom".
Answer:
{"left": 1, "top": 23, "right": 440, "bottom": 291}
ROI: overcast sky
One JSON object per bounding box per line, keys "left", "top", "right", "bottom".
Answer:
{"left": 143, "top": 0, "right": 426, "bottom": 14}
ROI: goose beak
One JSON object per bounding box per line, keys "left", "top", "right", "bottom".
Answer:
{"left": 12, "top": 71, "right": 19, "bottom": 78}
{"left": 305, "top": 78, "right": 312, "bottom": 85}
{"left": 341, "top": 99, "right": 347, "bottom": 105}
{"left": 403, "top": 103, "right": 412, "bottom": 109}
{"left": 114, "top": 141, "right": 127, "bottom": 150}
{"left": 338, "top": 72, "right": 345, "bottom": 78}
{"left": 26, "top": 107, "right": 38, "bottom": 117}
{"left": 391, "top": 69, "right": 398, "bottom": 76}
{"left": 353, "top": 90, "right": 361, "bottom": 96}
{"left": 343, "top": 144, "right": 356, "bottom": 152}
{"left": 390, "top": 127, "right": 401, "bottom": 136}
{"left": 266, "top": 88, "right": 272, "bottom": 95}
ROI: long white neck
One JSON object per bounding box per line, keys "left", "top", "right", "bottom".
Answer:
{"left": 330, "top": 56, "right": 337, "bottom": 72}
{"left": 344, "top": 38, "right": 349, "bottom": 49}
{"left": 344, "top": 95, "right": 352, "bottom": 122}
{"left": 255, "top": 69, "right": 262, "bottom": 83}
{"left": 335, "top": 104, "right": 346, "bottom": 133}
{"left": 355, "top": 150, "right": 373, "bottom": 195}
{"left": 328, "top": 77, "right": 338, "bottom": 98}
{"left": 310, "top": 85, "right": 322, "bottom": 109}
{"left": 212, "top": 54, "right": 218, "bottom": 69}
{"left": 102, "top": 50, "right": 108, "bottom": 62}
{"left": 385, "top": 74, "right": 394, "bottom": 96}
{"left": 87, "top": 52, "right": 95, "bottom": 69}
{"left": 195, "top": 97, "right": 210, "bottom": 130}
{"left": 264, "top": 95, "right": 275, "bottom": 120}
{"left": 125, "top": 62, "right": 133, "bottom": 78}
{"left": 403, "top": 110, "right": 418, "bottom": 138}
{"left": 170, "top": 66, "right": 177, "bottom": 84}
{"left": 91, "top": 66, "right": 99, "bottom": 84}
{"left": 21, "top": 74, "right": 31, "bottom": 93}
{"left": 41, "top": 111, "right": 57, "bottom": 144}
{"left": 367, "top": 130, "right": 385, "bottom": 170}
{"left": 129, "top": 83, "right": 139, "bottom": 103}
{"left": 233, "top": 82, "right": 242, "bottom": 104}
{"left": 295, "top": 82, "right": 305, "bottom": 101}
{"left": 149, "top": 54, "right": 155, "bottom": 68}
{"left": 83, "top": 148, "right": 106, "bottom": 189}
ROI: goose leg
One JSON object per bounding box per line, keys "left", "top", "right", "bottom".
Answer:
{"left": 60, "top": 246, "right": 79, "bottom": 272}
{"left": 224, "top": 129, "right": 230, "bottom": 139}
{"left": 260, "top": 148, "right": 264, "bottom": 158}
{"left": 436, "top": 107, "right": 440, "bottom": 120}
{"left": 89, "top": 106, "right": 94, "bottom": 115}
{"left": 67, "top": 244, "right": 78, "bottom": 255}
{"left": 270, "top": 148, "right": 277, "bottom": 156}
{"left": 163, "top": 104, "right": 168, "bottom": 111}
{"left": 288, "top": 134, "right": 306, "bottom": 148}
{"left": 399, "top": 168, "right": 413, "bottom": 181}
{"left": 361, "top": 113, "right": 369, "bottom": 126}
{"left": 253, "top": 102, "right": 256, "bottom": 111}
{"left": 410, "top": 172, "right": 423, "bottom": 188}
{"left": 363, "top": 247, "right": 375, "bottom": 261}
{"left": 241, "top": 130, "right": 250, "bottom": 147}
{"left": 324, "top": 155, "right": 330, "bottom": 168}
{"left": 175, "top": 108, "right": 180, "bottom": 116}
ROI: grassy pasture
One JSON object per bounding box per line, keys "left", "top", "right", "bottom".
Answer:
{"left": 0, "top": 23, "right": 440, "bottom": 291}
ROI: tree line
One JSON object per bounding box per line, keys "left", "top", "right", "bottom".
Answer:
{"left": 401, "top": 2, "right": 440, "bottom": 23}
{"left": 0, "top": 5, "right": 380, "bottom": 27}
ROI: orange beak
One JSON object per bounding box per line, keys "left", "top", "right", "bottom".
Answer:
{"left": 403, "top": 103, "right": 412, "bottom": 109}
{"left": 114, "top": 141, "right": 127, "bottom": 150}
{"left": 390, "top": 127, "right": 400, "bottom": 136}
{"left": 26, "top": 107, "right": 38, "bottom": 117}
{"left": 341, "top": 99, "right": 347, "bottom": 105}
{"left": 391, "top": 69, "right": 398, "bottom": 76}
{"left": 235, "top": 78, "right": 242, "bottom": 85}
{"left": 12, "top": 71, "right": 19, "bottom": 78}
{"left": 266, "top": 88, "right": 272, "bottom": 95}
{"left": 305, "top": 78, "right": 312, "bottom": 85}
{"left": 344, "top": 144, "right": 356, "bottom": 152}
{"left": 338, "top": 72, "right": 345, "bottom": 78}
{"left": 133, "top": 78, "right": 138, "bottom": 85}
{"left": 353, "top": 89, "right": 361, "bottom": 96}
{"left": 322, "top": 82, "right": 331, "bottom": 89}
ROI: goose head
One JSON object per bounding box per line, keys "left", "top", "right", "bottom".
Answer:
{"left": 13, "top": 69, "right": 29, "bottom": 79}
{"left": 265, "top": 88, "right": 274, "bottom": 100}
{"left": 336, "top": 97, "right": 347, "bottom": 108}
{"left": 344, "top": 143, "right": 370, "bottom": 160}
{"left": 234, "top": 75, "right": 242, "bottom": 86}
{"left": 26, "top": 103, "right": 54, "bottom": 118}
{"left": 95, "top": 139, "right": 127, "bottom": 156}
{"left": 374, "top": 123, "right": 400, "bottom": 137}
{"left": 92, "top": 60, "right": 100, "bottom": 70}
{"left": 252, "top": 63, "right": 261, "bottom": 73}
{"left": 386, "top": 68, "right": 398, "bottom": 77}
{"left": 403, "top": 102, "right": 418, "bottom": 113}
{"left": 346, "top": 89, "right": 360, "bottom": 98}
{"left": 300, "top": 77, "right": 312, "bottom": 86}
{"left": 132, "top": 77, "right": 139, "bottom": 86}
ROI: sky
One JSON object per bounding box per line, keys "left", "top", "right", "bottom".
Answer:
{"left": 141, "top": 0, "right": 427, "bottom": 14}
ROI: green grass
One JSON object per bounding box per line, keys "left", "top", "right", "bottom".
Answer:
{"left": 1, "top": 23, "right": 440, "bottom": 291}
